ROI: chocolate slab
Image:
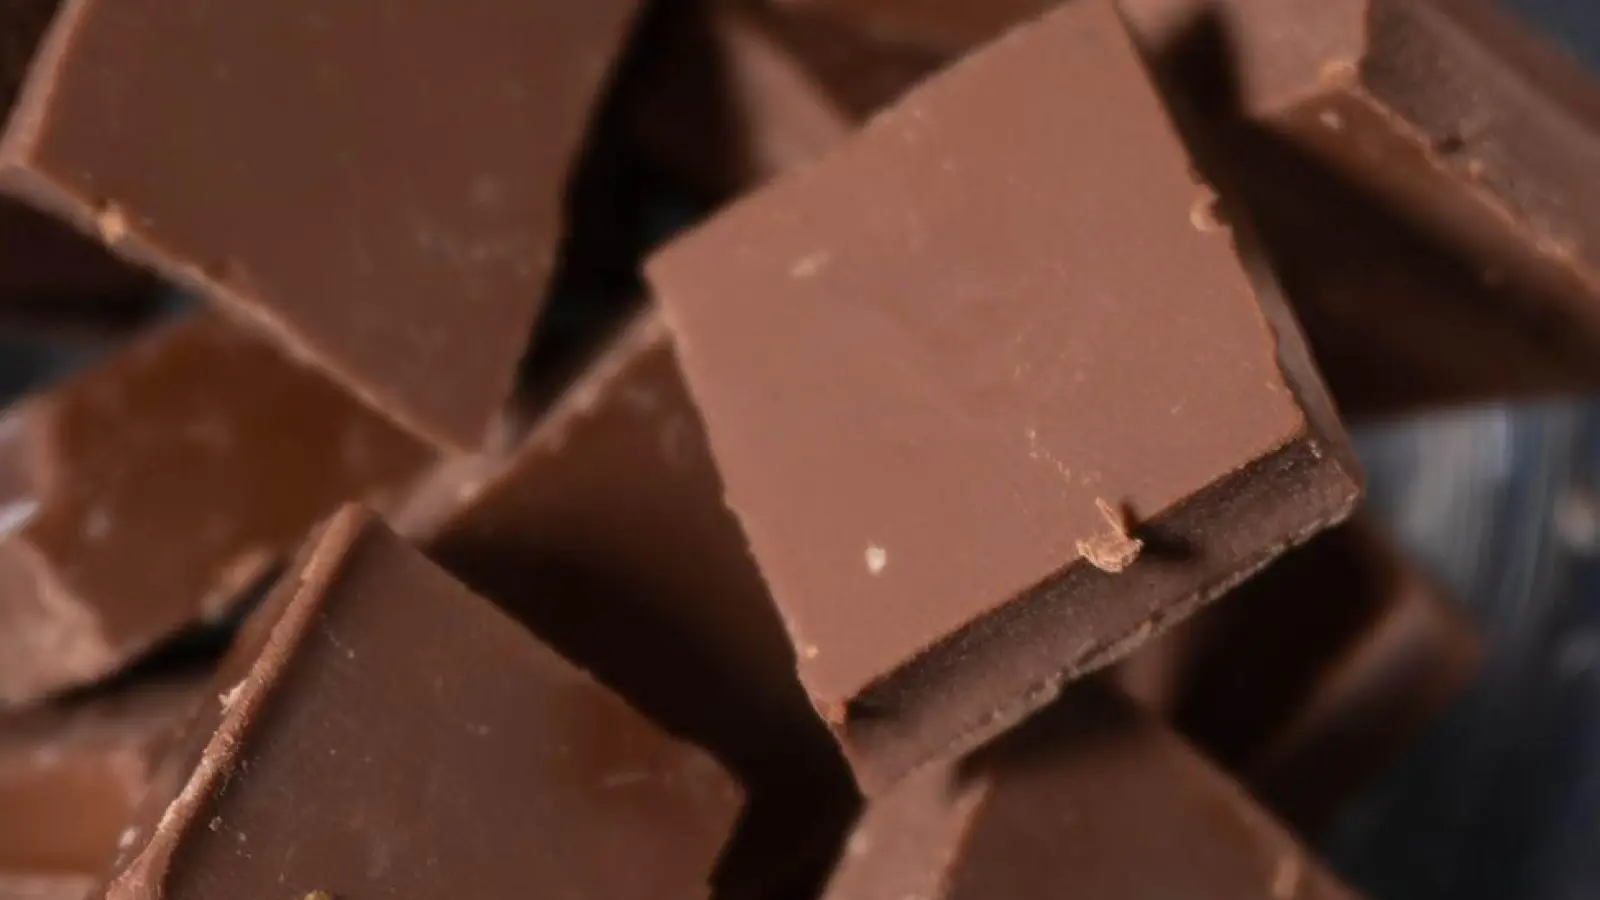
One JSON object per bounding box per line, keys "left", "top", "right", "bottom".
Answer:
{"left": 630, "top": 0, "right": 941, "bottom": 198}
{"left": 418, "top": 309, "right": 857, "bottom": 893}
{"left": 0, "top": 0, "right": 643, "bottom": 449}
{"left": 1116, "top": 522, "right": 1482, "bottom": 828}
{"left": 0, "top": 876, "right": 94, "bottom": 900}
{"left": 822, "top": 684, "right": 1360, "bottom": 900}
{"left": 98, "top": 507, "right": 741, "bottom": 900}
{"left": 0, "top": 678, "right": 200, "bottom": 873}
{"left": 647, "top": 0, "right": 1360, "bottom": 790}
{"left": 0, "top": 312, "right": 432, "bottom": 706}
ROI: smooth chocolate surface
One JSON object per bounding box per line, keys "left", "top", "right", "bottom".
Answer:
{"left": 420, "top": 309, "right": 857, "bottom": 892}
{"left": 0, "top": 678, "right": 199, "bottom": 872}
{"left": 99, "top": 507, "right": 741, "bottom": 900}
{"left": 648, "top": 0, "right": 1359, "bottom": 789}
{"left": 0, "top": 0, "right": 643, "bottom": 449}
{"left": 1117, "top": 522, "right": 1482, "bottom": 828}
{"left": 0, "top": 312, "right": 432, "bottom": 705}
{"left": 0, "top": 875, "right": 94, "bottom": 900}
{"left": 822, "top": 685, "right": 1360, "bottom": 900}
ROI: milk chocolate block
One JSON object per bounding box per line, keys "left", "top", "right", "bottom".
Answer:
{"left": 631, "top": 1, "right": 940, "bottom": 197}
{"left": 0, "top": 312, "right": 432, "bottom": 705}
{"left": 0, "top": 0, "right": 643, "bottom": 449}
{"left": 822, "top": 685, "right": 1360, "bottom": 900}
{"left": 647, "top": 0, "right": 1360, "bottom": 789}
{"left": 1117, "top": 0, "right": 1600, "bottom": 368}
{"left": 1117, "top": 523, "right": 1482, "bottom": 828}
{"left": 0, "top": 679, "right": 200, "bottom": 873}
{"left": 98, "top": 508, "right": 741, "bottom": 900}
{"left": 0, "top": 875, "right": 94, "bottom": 900}
{"left": 417, "top": 310, "right": 856, "bottom": 892}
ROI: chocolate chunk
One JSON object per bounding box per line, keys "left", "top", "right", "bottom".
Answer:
{"left": 99, "top": 508, "right": 741, "bottom": 900}
{"left": 1116, "top": 0, "right": 1600, "bottom": 413}
{"left": 1117, "top": 522, "right": 1482, "bottom": 828}
{"left": 0, "top": 875, "right": 94, "bottom": 900}
{"left": 630, "top": 1, "right": 941, "bottom": 198}
{"left": 0, "top": 312, "right": 432, "bottom": 705}
{"left": 417, "top": 310, "right": 856, "bottom": 893}
{"left": 0, "top": 678, "right": 200, "bottom": 873}
{"left": 822, "top": 684, "right": 1361, "bottom": 900}
{"left": 0, "top": 0, "right": 643, "bottom": 449}
{"left": 646, "top": 0, "right": 1359, "bottom": 790}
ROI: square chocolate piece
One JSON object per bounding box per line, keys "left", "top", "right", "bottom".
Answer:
{"left": 647, "top": 0, "right": 1359, "bottom": 789}
{"left": 0, "top": 0, "right": 641, "bottom": 448}
{"left": 98, "top": 508, "right": 741, "bottom": 900}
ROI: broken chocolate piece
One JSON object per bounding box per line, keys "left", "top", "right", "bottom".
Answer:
{"left": 0, "top": 678, "right": 200, "bottom": 872}
{"left": 647, "top": 0, "right": 1359, "bottom": 789}
{"left": 0, "top": 0, "right": 643, "bottom": 448}
{"left": 0, "top": 312, "right": 432, "bottom": 705}
{"left": 419, "top": 309, "right": 856, "bottom": 893}
{"left": 99, "top": 508, "right": 741, "bottom": 900}
{"left": 1116, "top": 522, "right": 1482, "bottom": 828}
{"left": 822, "top": 684, "right": 1361, "bottom": 900}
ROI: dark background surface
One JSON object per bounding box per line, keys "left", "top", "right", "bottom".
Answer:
{"left": 1327, "top": 13, "right": 1600, "bottom": 897}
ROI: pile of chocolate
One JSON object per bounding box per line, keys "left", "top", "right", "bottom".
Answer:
{"left": 3, "top": 0, "right": 1591, "bottom": 897}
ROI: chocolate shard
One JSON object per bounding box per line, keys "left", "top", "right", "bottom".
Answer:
{"left": 0, "top": 679, "right": 201, "bottom": 873}
{"left": 0, "top": 875, "right": 95, "bottom": 900}
{"left": 98, "top": 507, "right": 742, "bottom": 900}
{"left": 0, "top": 312, "right": 433, "bottom": 706}
{"left": 416, "top": 309, "right": 857, "bottom": 894}
{"left": 822, "top": 684, "right": 1362, "bottom": 900}
{"left": 1116, "top": 521, "right": 1482, "bottom": 829}
{"left": 0, "top": 0, "right": 643, "bottom": 449}
{"left": 629, "top": 0, "right": 941, "bottom": 198}
{"left": 646, "top": 0, "right": 1360, "bottom": 790}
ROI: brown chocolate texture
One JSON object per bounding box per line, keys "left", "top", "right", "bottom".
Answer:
{"left": 822, "top": 685, "right": 1361, "bottom": 900}
{"left": 0, "top": 312, "right": 432, "bottom": 706}
{"left": 98, "top": 508, "right": 742, "bottom": 900}
{"left": 1116, "top": 521, "right": 1482, "bottom": 829}
{"left": 648, "top": 0, "right": 1359, "bottom": 790}
{"left": 769, "top": 0, "right": 1600, "bottom": 415}
{"left": 0, "top": 875, "right": 94, "bottom": 900}
{"left": 0, "top": 0, "right": 644, "bottom": 449}
{"left": 0, "top": 678, "right": 200, "bottom": 873}
{"left": 421, "top": 310, "right": 857, "bottom": 892}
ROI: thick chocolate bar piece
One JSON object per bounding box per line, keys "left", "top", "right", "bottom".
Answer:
{"left": 0, "top": 312, "right": 432, "bottom": 705}
{"left": 0, "top": 0, "right": 642, "bottom": 449}
{"left": 823, "top": 685, "right": 1360, "bottom": 900}
{"left": 99, "top": 508, "right": 741, "bottom": 900}
{"left": 415, "top": 310, "right": 856, "bottom": 892}
{"left": 1117, "top": 522, "right": 1482, "bottom": 828}
{"left": 647, "top": 0, "right": 1359, "bottom": 789}
{"left": 0, "top": 876, "right": 94, "bottom": 900}
{"left": 0, "top": 679, "right": 200, "bottom": 872}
